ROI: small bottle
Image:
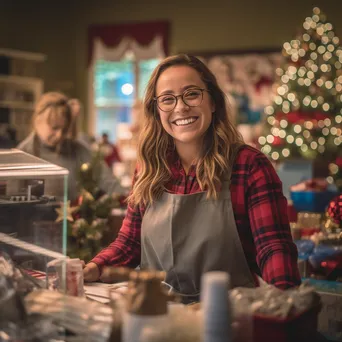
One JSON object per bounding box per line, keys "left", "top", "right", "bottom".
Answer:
{"left": 201, "top": 271, "right": 232, "bottom": 342}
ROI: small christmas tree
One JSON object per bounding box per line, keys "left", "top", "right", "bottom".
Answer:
{"left": 58, "top": 152, "right": 126, "bottom": 262}
{"left": 260, "top": 7, "right": 342, "bottom": 161}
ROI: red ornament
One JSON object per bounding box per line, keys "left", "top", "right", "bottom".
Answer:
{"left": 255, "top": 76, "right": 272, "bottom": 93}
{"left": 272, "top": 136, "right": 283, "bottom": 146}
{"left": 336, "top": 157, "right": 342, "bottom": 168}
{"left": 327, "top": 194, "right": 342, "bottom": 226}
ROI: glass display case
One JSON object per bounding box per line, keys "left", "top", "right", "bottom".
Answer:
{"left": 0, "top": 149, "right": 68, "bottom": 275}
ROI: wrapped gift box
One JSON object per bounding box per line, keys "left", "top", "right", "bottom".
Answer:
{"left": 253, "top": 303, "right": 321, "bottom": 342}
{"left": 277, "top": 159, "right": 329, "bottom": 200}
{"left": 291, "top": 190, "right": 337, "bottom": 213}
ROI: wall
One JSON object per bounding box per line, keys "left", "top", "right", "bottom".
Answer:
{"left": 0, "top": 1, "right": 77, "bottom": 94}
{"left": 1, "top": 0, "right": 342, "bottom": 130}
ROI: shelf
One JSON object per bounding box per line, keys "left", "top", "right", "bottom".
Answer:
{"left": 0, "top": 100, "right": 34, "bottom": 110}
{"left": 0, "top": 49, "right": 45, "bottom": 143}
{"left": 0, "top": 75, "right": 43, "bottom": 86}
{"left": 0, "top": 48, "right": 46, "bottom": 62}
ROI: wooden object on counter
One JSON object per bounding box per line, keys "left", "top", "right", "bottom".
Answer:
{"left": 127, "top": 270, "right": 169, "bottom": 316}
{"left": 100, "top": 267, "right": 178, "bottom": 315}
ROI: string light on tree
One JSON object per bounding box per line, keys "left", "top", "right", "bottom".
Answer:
{"left": 260, "top": 7, "right": 342, "bottom": 161}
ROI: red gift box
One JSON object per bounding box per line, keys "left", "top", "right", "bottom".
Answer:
{"left": 301, "top": 227, "right": 321, "bottom": 237}
{"left": 253, "top": 303, "right": 321, "bottom": 342}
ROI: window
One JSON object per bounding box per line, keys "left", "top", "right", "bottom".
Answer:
{"left": 93, "top": 58, "right": 160, "bottom": 142}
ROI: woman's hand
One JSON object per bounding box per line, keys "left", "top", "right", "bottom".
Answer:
{"left": 83, "top": 261, "right": 100, "bottom": 282}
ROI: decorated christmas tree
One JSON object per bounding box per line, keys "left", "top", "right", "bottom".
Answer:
{"left": 56, "top": 152, "right": 126, "bottom": 262}
{"left": 260, "top": 7, "right": 342, "bottom": 162}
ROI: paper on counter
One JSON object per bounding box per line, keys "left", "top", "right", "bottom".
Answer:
{"left": 84, "top": 282, "right": 128, "bottom": 304}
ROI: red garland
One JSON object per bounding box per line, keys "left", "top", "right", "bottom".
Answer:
{"left": 275, "top": 111, "right": 330, "bottom": 124}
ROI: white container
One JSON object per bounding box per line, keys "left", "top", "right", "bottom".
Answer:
{"left": 201, "top": 271, "right": 232, "bottom": 342}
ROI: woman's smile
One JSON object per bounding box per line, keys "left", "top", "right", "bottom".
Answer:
{"left": 171, "top": 116, "right": 199, "bottom": 127}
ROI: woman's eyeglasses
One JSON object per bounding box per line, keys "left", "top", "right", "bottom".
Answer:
{"left": 154, "top": 88, "right": 209, "bottom": 112}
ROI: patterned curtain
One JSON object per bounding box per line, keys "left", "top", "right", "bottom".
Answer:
{"left": 88, "top": 21, "right": 170, "bottom": 64}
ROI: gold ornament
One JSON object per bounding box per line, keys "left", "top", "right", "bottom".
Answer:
{"left": 324, "top": 215, "right": 340, "bottom": 234}
{"left": 81, "top": 189, "right": 94, "bottom": 202}
{"left": 55, "top": 200, "right": 79, "bottom": 223}
{"left": 81, "top": 163, "right": 90, "bottom": 172}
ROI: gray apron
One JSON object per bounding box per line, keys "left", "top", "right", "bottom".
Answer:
{"left": 141, "top": 146, "right": 255, "bottom": 303}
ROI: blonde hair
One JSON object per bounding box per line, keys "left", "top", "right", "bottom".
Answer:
{"left": 32, "top": 91, "right": 73, "bottom": 156}
{"left": 128, "top": 54, "right": 243, "bottom": 207}
{"left": 68, "top": 98, "right": 82, "bottom": 140}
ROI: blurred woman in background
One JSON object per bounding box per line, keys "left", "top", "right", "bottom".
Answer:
{"left": 17, "top": 91, "right": 124, "bottom": 201}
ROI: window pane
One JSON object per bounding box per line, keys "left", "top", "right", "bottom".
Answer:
{"left": 95, "top": 60, "right": 135, "bottom": 106}
{"left": 96, "top": 106, "right": 130, "bottom": 142}
{"left": 138, "top": 59, "right": 160, "bottom": 99}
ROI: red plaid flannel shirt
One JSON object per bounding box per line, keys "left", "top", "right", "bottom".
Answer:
{"left": 91, "top": 145, "right": 301, "bottom": 289}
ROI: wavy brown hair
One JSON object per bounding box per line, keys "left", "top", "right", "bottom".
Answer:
{"left": 128, "top": 54, "right": 243, "bottom": 207}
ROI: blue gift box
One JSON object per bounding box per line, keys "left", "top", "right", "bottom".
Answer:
{"left": 290, "top": 190, "right": 337, "bottom": 213}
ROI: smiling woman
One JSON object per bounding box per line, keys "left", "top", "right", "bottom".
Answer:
{"left": 155, "top": 66, "right": 215, "bottom": 173}
{"left": 84, "top": 55, "right": 301, "bottom": 303}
